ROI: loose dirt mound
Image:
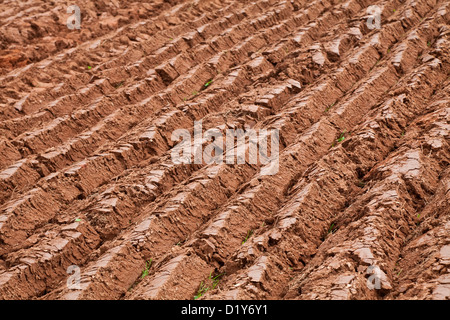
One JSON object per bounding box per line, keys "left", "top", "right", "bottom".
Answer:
{"left": 0, "top": 0, "right": 449, "bottom": 300}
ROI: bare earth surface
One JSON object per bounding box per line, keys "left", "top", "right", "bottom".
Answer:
{"left": 0, "top": 0, "right": 449, "bottom": 300}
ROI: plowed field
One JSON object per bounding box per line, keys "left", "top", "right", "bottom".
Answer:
{"left": 0, "top": 0, "right": 449, "bottom": 300}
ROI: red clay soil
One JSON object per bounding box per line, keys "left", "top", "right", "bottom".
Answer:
{"left": 0, "top": 0, "right": 449, "bottom": 300}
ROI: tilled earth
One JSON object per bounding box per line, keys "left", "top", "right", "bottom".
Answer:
{"left": 0, "top": 0, "right": 449, "bottom": 300}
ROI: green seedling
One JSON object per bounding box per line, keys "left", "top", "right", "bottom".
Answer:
{"left": 115, "top": 81, "right": 124, "bottom": 89}
{"left": 327, "top": 223, "right": 336, "bottom": 234}
{"left": 204, "top": 79, "right": 213, "bottom": 88}
{"left": 401, "top": 130, "right": 405, "bottom": 136}
{"left": 175, "top": 239, "right": 186, "bottom": 246}
{"left": 194, "top": 272, "right": 223, "bottom": 300}
{"left": 169, "top": 37, "right": 173, "bottom": 41}
{"left": 211, "top": 274, "right": 222, "bottom": 289}
{"left": 427, "top": 41, "right": 431, "bottom": 47}
{"left": 75, "top": 218, "right": 82, "bottom": 222}
{"left": 242, "top": 229, "right": 254, "bottom": 245}
{"left": 325, "top": 102, "right": 335, "bottom": 112}
{"left": 87, "top": 66, "right": 92, "bottom": 70}
{"left": 337, "top": 131, "right": 346, "bottom": 143}
{"left": 357, "top": 180, "right": 366, "bottom": 188}
{"left": 140, "top": 259, "right": 153, "bottom": 279}
{"left": 194, "top": 281, "right": 208, "bottom": 300}
{"left": 393, "top": 9, "right": 396, "bottom": 12}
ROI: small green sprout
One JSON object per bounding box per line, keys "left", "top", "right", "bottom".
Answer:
{"left": 194, "top": 282, "right": 207, "bottom": 300}
{"left": 337, "top": 132, "right": 345, "bottom": 142}
{"left": 115, "top": 81, "right": 124, "bottom": 89}
{"left": 357, "top": 180, "right": 366, "bottom": 188}
{"left": 194, "top": 272, "right": 223, "bottom": 300}
{"left": 328, "top": 223, "right": 336, "bottom": 234}
{"left": 140, "top": 259, "right": 153, "bottom": 279}
{"left": 242, "top": 229, "right": 254, "bottom": 245}
{"left": 325, "top": 102, "right": 335, "bottom": 112}
{"left": 75, "top": 218, "right": 82, "bottom": 222}
{"left": 204, "top": 79, "right": 213, "bottom": 87}
{"left": 87, "top": 66, "right": 92, "bottom": 70}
